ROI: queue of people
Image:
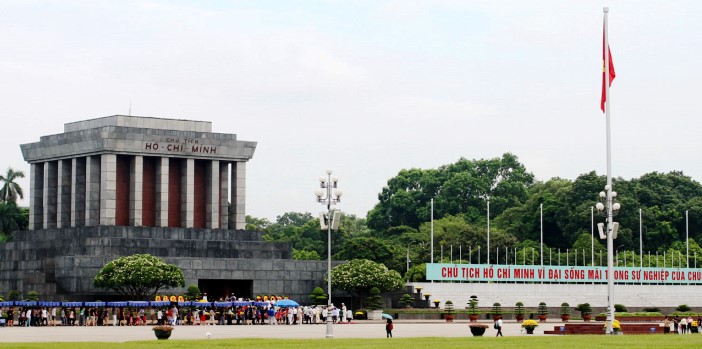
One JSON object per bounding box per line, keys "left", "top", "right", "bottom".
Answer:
{"left": 0, "top": 302, "right": 354, "bottom": 327}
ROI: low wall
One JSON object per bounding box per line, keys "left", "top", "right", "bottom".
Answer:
{"left": 408, "top": 282, "right": 702, "bottom": 309}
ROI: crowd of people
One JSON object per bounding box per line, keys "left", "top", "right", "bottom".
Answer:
{"left": 663, "top": 315, "right": 702, "bottom": 334}
{"left": 0, "top": 303, "right": 354, "bottom": 327}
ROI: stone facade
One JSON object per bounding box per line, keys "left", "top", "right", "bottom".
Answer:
{"left": 0, "top": 226, "right": 329, "bottom": 301}
{"left": 7, "top": 115, "right": 333, "bottom": 301}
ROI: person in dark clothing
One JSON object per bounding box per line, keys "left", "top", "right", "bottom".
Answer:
{"left": 385, "top": 318, "right": 393, "bottom": 338}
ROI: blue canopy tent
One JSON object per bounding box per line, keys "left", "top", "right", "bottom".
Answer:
{"left": 38, "top": 301, "right": 60, "bottom": 307}
{"left": 214, "top": 301, "right": 233, "bottom": 308}
{"left": 128, "top": 301, "right": 150, "bottom": 307}
{"left": 106, "top": 302, "right": 128, "bottom": 307}
{"left": 15, "top": 301, "right": 38, "bottom": 307}
{"left": 61, "top": 302, "right": 82, "bottom": 307}
{"left": 177, "top": 301, "right": 192, "bottom": 307}
{"left": 274, "top": 299, "right": 299, "bottom": 308}
{"left": 253, "top": 301, "right": 269, "bottom": 307}
{"left": 193, "top": 302, "right": 212, "bottom": 307}
{"left": 84, "top": 302, "right": 106, "bottom": 307}
{"left": 150, "top": 301, "right": 171, "bottom": 307}
{"left": 0, "top": 301, "right": 13, "bottom": 306}
{"left": 233, "top": 301, "right": 253, "bottom": 307}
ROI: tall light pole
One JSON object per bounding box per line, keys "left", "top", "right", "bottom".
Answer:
{"left": 431, "top": 199, "right": 434, "bottom": 264}
{"left": 591, "top": 206, "right": 595, "bottom": 265}
{"left": 315, "top": 170, "right": 342, "bottom": 339}
{"left": 686, "top": 210, "right": 689, "bottom": 268}
{"left": 639, "top": 208, "right": 643, "bottom": 269}
{"left": 406, "top": 241, "right": 415, "bottom": 278}
{"left": 487, "top": 196, "right": 491, "bottom": 264}
{"left": 540, "top": 203, "right": 543, "bottom": 266}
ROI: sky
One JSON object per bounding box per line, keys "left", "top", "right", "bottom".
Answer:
{"left": 2, "top": 1, "right": 702, "bottom": 221}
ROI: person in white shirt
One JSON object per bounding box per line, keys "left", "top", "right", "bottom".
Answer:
{"left": 495, "top": 318, "right": 503, "bottom": 337}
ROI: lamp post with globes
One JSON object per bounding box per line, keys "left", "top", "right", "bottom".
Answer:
{"left": 315, "top": 170, "right": 342, "bottom": 339}
{"left": 595, "top": 185, "right": 621, "bottom": 334}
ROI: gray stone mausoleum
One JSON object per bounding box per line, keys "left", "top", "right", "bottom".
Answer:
{"left": 1, "top": 115, "right": 329, "bottom": 301}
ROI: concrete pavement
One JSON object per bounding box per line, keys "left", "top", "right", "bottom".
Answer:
{"left": 0, "top": 320, "right": 564, "bottom": 342}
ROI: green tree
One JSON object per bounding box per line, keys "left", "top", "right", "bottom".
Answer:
{"left": 0, "top": 201, "right": 23, "bottom": 235}
{"left": 0, "top": 168, "right": 25, "bottom": 203}
{"left": 184, "top": 284, "right": 202, "bottom": 301}
{"left": 26, "top": 291, "right": 39, "bottom": 301}
{"left": 330, "top": 259, "right": 403, "bottom": 307}
{"left": 309, "top": 286, "right": 327, "bottom": 305}
{"left": 334, "top": 237, "right": 403, "bottom": 271}
{"left": 93, "top": 254, "right": 185, "bottom": 300}
{"left": 293, "top": 249, "right": 321, "bottom": 260}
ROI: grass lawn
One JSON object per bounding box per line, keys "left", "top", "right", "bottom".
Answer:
{"left": 2, "top": 336, "right": 702, "bottom": 349}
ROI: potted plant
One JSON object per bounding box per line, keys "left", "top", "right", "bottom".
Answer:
{"left": 521, "top": 319, "right": 539, "bottom": 334}
{"left": 444, "top": 300, "right": 455, "bottom": 322}
{"left": 433, "top": 299, "right": 441, "bottom": 308}
{"left": 152, "top": 325, "right": 174, "bottom": 340}
{"left": 491, "top": 302, "right": 503, "bottom": 321}
{"left": 560, "top": 302, "right": 571, "bottom": 322}
{"left": 514, "top": 301, "right": 526, "bottom": 322}
{"left": 469, "top": 323, "right": 488, "bottom": 336}
{"left": 537, "top": 302, "right": 548, "bottom": 322}
{"left": 603, "top": 319, "right": 621, "bottom": 334}
{"left": 576, "top": 303, "right": 592, "bottom": 322}
{"left": 424, "top": 293, "right": 431, "bottom": 301}
{"left": 366, "top": 287, "right": 384, "bottom": 320}
{"left": 415, "top": 286, "right": 423, "bottom": 293}
{"left": 399, "top": 294, "right": 414, "bottom": 308}
{"left": 467, "top": 297, "right": 480, "bottom": 322}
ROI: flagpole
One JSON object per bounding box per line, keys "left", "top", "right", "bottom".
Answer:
{"left": 603, "top": 6, "right": 615, "bottom": 335}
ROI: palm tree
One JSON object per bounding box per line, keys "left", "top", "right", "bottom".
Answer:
{"left": 0, "top": 201, "right": 22, "bottom": 234}
{"left": 0, "top": 167, "right": 25, "bottom": 203}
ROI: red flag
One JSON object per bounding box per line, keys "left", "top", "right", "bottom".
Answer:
{"left": 600, "top": 27, "right": 615, "bottom": 112}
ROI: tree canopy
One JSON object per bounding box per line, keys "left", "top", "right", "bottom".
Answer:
{"left": 93, "top": 254, "right": 185, "bottom": 300}
{"left": 330, "top": 259, "right": 404, "bottom": 297}
{"left": 0, "top": 168, "right": 25, "bottom": 203}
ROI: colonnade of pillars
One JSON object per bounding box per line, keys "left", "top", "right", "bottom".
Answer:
{"left": 28, "top": 154, "right": 246, "bottom": 230}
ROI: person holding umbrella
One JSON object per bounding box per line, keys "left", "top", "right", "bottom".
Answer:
{"left": 382, "top": 313, "right": 393, "bottom": 338}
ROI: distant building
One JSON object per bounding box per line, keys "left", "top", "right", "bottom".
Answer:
{"left": 0, "top": 115, "right": 328, "bottom": 301}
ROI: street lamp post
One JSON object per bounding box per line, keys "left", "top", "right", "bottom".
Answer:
{"left": 406, "top": 241, "right": 414, "bottom": 277}
{"left": 487, "top": 197, "right": 491, "bottom": 264}
{"left": 540, "top": 203, "right": 543, "bottom": 266}
{"left": 315, "top": 170, "right": 342, "bottom": 339}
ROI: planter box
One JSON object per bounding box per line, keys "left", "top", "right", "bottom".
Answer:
{"left": 367, "top": 310, "right": 384, "bottom": 320}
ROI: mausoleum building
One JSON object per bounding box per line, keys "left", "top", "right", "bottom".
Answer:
{"left": 1, "top": 115, "right": 330, "bottom": 301}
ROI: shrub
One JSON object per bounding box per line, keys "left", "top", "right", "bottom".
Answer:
{"left": 399, "top": 294, "right": 414, "bottom": 308}
{"left": 560, "top": 302, "right": 571, "bottom": 315}
{"left": 444, "top": 300, "right": 454, "bottom": 314}
{"left": 614, "top": 304, "right": 627, "bottom": 313}
{"left": 538, "top": 302, "right": 548, "bottom": 315}
{"left": 467, "top": 297, "right": 480, "bottom": 315}
{"left": 184, "top": 284, "right": 202, "bottom": 301}
{"left": 8, "top": 290, "right": 20, "bottom": 301}
{"left": 643, "top": 307, "right": 661, "bottom": 313}
{"left": 515, "top": 302, "right": 525, "bottom": 315}
{"left": 26, "top": 291, "right": 39, "bottom": 301}
{"left": 366, "top": 287, "right": 384, "bottom": 310}
{"left": 676, "top": 304, "right": 692, "bottom": 312}
{"left": 309, "top": 287, "right": 328, "bottom": 305}
{"left": 576, "top": 303, "right": 592, "bottom": 315}
{"left": 492, "top": 302, "right": 502, "bottom": 315}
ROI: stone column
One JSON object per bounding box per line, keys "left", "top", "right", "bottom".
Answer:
{"left": 71, "top": 157, "right": 86, "bottom": 227}
{"left": 182, "top": 158, "right": 195, "bottom": 228}
{"left": 99, "top": 154, "right": 117, "bottom": 226}
{"left": 155, "top": 157, "right": 169, "bottom": 227}
{"left": 85, "top": 155, "right": 101, "bottom": 226}
{"left": 43, "top": 161, "right": 58, "bottom": 229}
{"left": 206, "top": 160, "right": 220, "bottom": 229}
{"left": 29, "top": 163, "right": 44, "bottom": 230}
{"left": 230, "top": 161, "right": 246, "bottom": 230}
{"left": 130, "top": 155, "right": 143, "bottom": 226}
{"left": 219, "top": 162, "right": 229, "bottom": 229}
{"left": 57, "top": 159, "right": 72, "bottom": 228}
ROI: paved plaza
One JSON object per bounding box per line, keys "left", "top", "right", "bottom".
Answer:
{"left": 0, "top": 320, "right": 562, "bottom": 342}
